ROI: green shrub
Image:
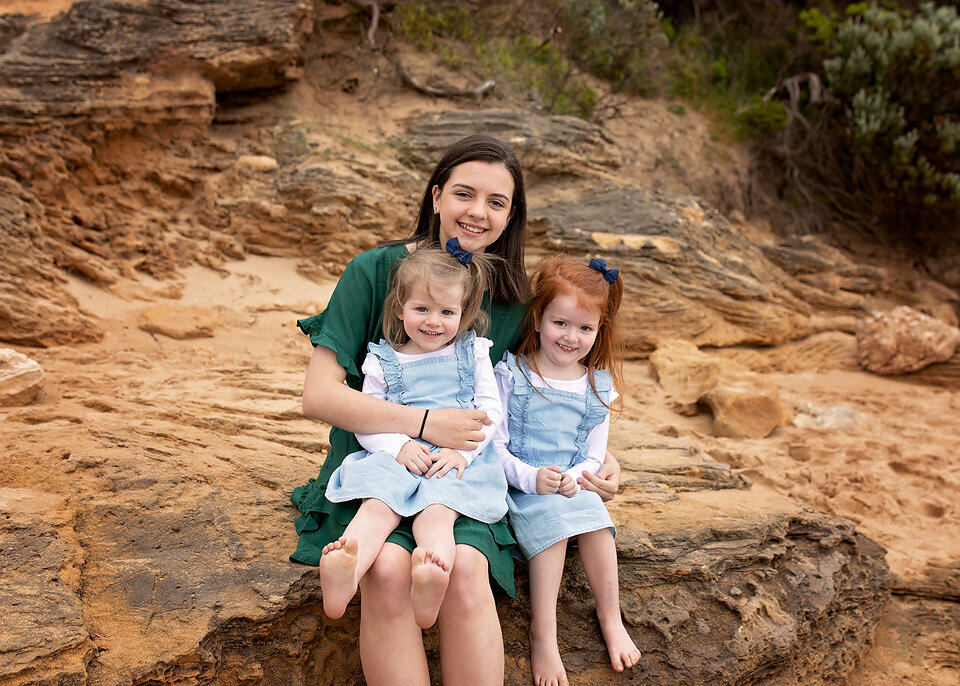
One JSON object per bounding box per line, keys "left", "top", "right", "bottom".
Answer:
{"left": 555, "top": 0, "right": 667, "bottom": 96}
{"left": 735, "top": 98, "right": 788, "bottom": 137}
{"left": 820, "top": 2, "right": 960, "bottom": 206}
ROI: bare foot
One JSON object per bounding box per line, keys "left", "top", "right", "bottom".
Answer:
{"left": 600, "top": 618, "right": 641, "bottom": 672}
{"left": 410, "top": 547, "right": 450, "bottom": 629}
{"left": 529, "top": 629, "right": 568, "bottom": 686}
{"left": 318, "top": 536, "right": 359, "bottom": 619}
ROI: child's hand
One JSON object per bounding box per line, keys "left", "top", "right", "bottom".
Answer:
{"left": 558, "top": 473, "right": 578, "bottom": 498}
{"left": 396, "top": 441, "right": 432, "bottom": 475}
{"left": 535, "top": 466, "right": 563, "bottom": 494}
{"left": 426, "top": 448, "right": 467, "bottom": 479}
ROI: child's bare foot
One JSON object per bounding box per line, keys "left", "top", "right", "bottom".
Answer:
{"left": 529, "top": 629, "right": 568, "bottom": 686}
{"left": 600, "top": 618, "right": 641, "bottom": 672}
{"left": 410, "top": 547, "right": 450, "bottom": 629}
{"left": 318, "top": 536, "right": 359, "bottom": 619}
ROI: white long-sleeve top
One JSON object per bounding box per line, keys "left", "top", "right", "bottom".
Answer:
{"left": 493, "top": 361, "right": 616, "bottom": 494}
{"left": 354, "top": 338, "right": 503, "bottom": 465}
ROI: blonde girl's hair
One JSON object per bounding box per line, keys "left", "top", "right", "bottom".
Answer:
{"left": 382, "top": 245, "right": 494, "bottom": 349}
{"left": 517, "top": 255, "right": 625, "bottom": 413}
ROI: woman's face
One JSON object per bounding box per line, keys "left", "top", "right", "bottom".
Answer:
{"left": 432, "top": 160, "right": 515, "bottom": 254}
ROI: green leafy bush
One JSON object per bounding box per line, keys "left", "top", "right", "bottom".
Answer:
{"left": 820, "top": 2, "right": 960, "bottom": 207}
{"left": 555, "top": 0, "right": 667, "bottom": 96}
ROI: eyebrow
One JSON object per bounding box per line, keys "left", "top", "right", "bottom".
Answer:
{"left": 450, "top": 183, "right": 511, "bottom": 201}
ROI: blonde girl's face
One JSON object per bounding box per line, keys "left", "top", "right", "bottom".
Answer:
{"left": 432, "top": 160, "right": 515, "bottom": 254}
{"left": 397, "top": 282, "right": 466, "bottom": 355}
{"left": 533, "top": 291, "right": 601, "bottom": 379}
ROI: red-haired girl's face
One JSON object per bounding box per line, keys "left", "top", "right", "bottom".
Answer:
{"left": 534, "top": 291, "right": 601, "bottom": 379}
{"left": 432, "top": 161, "right": 514, "bottom": 254}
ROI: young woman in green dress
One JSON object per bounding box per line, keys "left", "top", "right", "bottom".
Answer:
{"left": 291, "top": 134, "right": 621, "bottom": 686}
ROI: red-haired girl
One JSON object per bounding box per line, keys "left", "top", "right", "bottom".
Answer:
{"left": 494, "top": 256, "right": 641, "bottom": 686}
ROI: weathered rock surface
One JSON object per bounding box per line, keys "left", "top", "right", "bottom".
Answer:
{"left": 650, "top": 340, "right": 792, "bottom": 438}
{"left": 0, "top": 0, "right": 310, "bottom": 348}
{"left": 1, "top": 384, "right": 888, "bottom": 685}
{"left": 395, "top": 108, "right": 623, "bottom": 181}
{"left": 538, "top": 186, "right": 876, "bottom": 352}
{"left": 856, "top": 306, "right": 960, "bottom": 374}
{"left": 0, "top": 488, "right": 92, "bottom": 686}
{"left": 0, "top": 178, "right": 104, "bottom": 346}
{"left": 0, "top": 347, "right": 44, "bottom": 406}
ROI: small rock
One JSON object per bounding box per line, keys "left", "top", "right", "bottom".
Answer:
{"left": 793, "top": 402, "right": 857, "bottom": 431}
{"left": 650, "top": 339, "right": 720, "bottom": 415}
{"left": 0, "top": 348, "right": 45, "bottom": 407}
{"left": 652, "top": 340, "right": 791, "bottom": 438}
{"left": 703, "top": 374, "right": 792, "bottom": 439}
{"left": 856, "top": 306, "right": 960, "bottom": 374}
{"left": 237, "top": 155, "right": 279, "bottom": 173}
{"left": 137, "top": 306, "right": 220, "bottom": 339}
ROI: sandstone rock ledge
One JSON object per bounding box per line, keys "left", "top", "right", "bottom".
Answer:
{"left": 1, "top": 422, "right": 887, "bottom": 686}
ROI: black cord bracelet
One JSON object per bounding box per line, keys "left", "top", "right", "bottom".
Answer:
{"left": 417, "top": 409, "right": 429, "bottom": 439}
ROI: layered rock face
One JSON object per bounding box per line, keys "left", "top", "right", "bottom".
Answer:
{"left": 0, "top": 0, "right": 309, "bottom": 345}
{"left": 1, "top": 387, "right": 889, "bottom": 685}
{"left": 0, "top": 1, "right": 922, "bottom": 685}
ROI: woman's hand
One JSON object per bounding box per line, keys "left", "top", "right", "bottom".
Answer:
{"left": 426, "top": 448, "right": 468, "bottom": 479}
{"left": 396, "top": 440, "right": 432, "bottom": 475}
{"left": 577, "top": 451, "right": 621, "bottom": 502}
{"left": 420, "top": 408, "right": 491, "bottom": 451}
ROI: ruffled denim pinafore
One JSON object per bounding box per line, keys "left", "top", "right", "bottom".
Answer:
{"left": 325, "top": 331, "right": 508, "bottom": 523}
{"left": 502, "top": 352, "right": 615, "bottom": 559}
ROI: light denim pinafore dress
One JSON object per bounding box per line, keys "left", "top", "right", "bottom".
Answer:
{"left": 325, "top": 331, "right": 508, "bottom": 524}
{"left": 502, "top": 352, "right": 615, "bottom": 560}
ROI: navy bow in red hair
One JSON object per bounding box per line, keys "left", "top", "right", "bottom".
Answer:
{"left": 588, "top": 257, "right": 619, "bottom": 284}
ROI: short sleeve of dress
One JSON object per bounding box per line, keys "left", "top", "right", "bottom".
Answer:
{"left": 493, "top": 358, "right": 513, "bottom": 385}
{"left": 360, "top": 351, "right": 386, "bottom": 385}
{"left": 474, "top": 336, "right": 494, "bottom": 360}
{"left": 296, "top": 245, "right": 406, "bottom": 387}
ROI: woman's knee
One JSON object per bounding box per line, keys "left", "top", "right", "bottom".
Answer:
{"left": 359, "top": 544, "right": 412, "bottom": 614}
{"left": 445, "top": 546, "right": 494, "bottom": 613}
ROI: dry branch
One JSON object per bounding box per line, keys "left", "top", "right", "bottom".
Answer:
{"left": 395, "top": 61, "right": 495, "bottom": 99}
{"left": 348, "top": 0, "right": 382, "bottom": 48}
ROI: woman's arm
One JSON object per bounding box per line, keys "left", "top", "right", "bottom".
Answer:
{"left": 302, "top": 345, "right": 491, "bottom": 450}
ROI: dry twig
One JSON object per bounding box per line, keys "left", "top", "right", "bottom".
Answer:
{"left": 395, "top": 61, "right": 495, "bottom": 99}
{"left": 348, "top": 0, "right": 382, "bottom": 49}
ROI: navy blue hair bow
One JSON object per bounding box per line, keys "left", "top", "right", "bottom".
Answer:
{"left": 445, "top": 237, "right": 473, "bottom": 266}
{"left": 588, "top": 258, "right": 619, "bottom": 284}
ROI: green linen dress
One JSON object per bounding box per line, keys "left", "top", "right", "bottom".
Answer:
{"left": 290, "top": 243, "right": 527, "bottom": 596}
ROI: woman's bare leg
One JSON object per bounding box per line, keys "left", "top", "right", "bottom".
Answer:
{"left": 437, "top": 544, "right": 504, "bottom": 686}
{"left": 527, "top": 540, "right": 569, "bottom": 686}
{"left": 319, "top": 498, "right": 401, "bottom": 619}
{"left": 577, "top": 529, "right": 641, "bottom": 672}
{"left": 357, "top": 542, "right": 429, "bottom": 686}
{"left": 410, "top": 504, "right": 459, "bottom": 628}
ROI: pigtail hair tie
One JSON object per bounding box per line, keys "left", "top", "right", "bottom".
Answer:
{"left": 588, "top": 257, "right": 619, "bottom": 284}
{"left": 445, "top": 237, "right": 474, "bottom": 266}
